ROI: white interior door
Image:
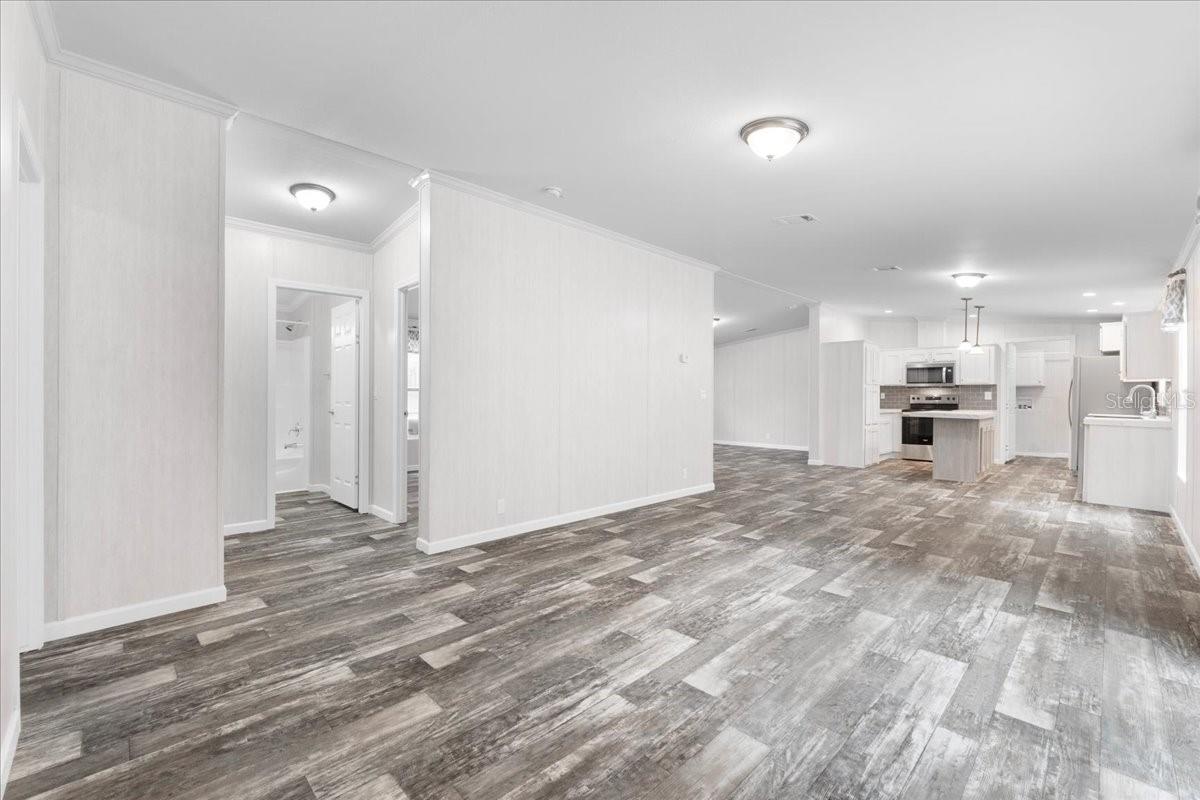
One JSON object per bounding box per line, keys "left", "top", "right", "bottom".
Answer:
{"left": 330, "top": 299, "right": 359, "bottom": 508}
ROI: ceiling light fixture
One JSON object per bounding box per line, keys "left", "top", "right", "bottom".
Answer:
{"left": 951, "top": 272, "right": 987, "bottom": 289}
{"left": 884, "top": 309, "right": 894, "bottom": 314}
{"left": 290, "top": 183, "right": 335, "bottom": 212}
{"left": 739, "top": 117, "right": 809, "bottom": 162}
{"left": 970, "top": 306, "right": 985, "bottom": 354}
{"left": 1082, "top": 291, "right": 1096, "bottom": 297}
{"left": 1112, "top": 301, "right": 1125, "bottom": 306}
{"left": 958, "top": 297, "right": 973, "bottom": 351}
{"left": 1086, "top": 308, "right": 1099, "bottom": 313}
{"left": 873, "top": 265, "right": 903, "bottom": 272}
{"left": 712, "top": 317, "right": 721, "bottom": 326}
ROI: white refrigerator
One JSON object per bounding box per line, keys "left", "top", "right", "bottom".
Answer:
{"left": 1068, "top": 355, "right": 1137, "bottom": 473}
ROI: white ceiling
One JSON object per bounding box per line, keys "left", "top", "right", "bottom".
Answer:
{"left": 48, "top": 1, "right": 1199, "bottom": 319}
{"left": 714, "top": 274, "right": 809, "bottom": 346}
{"left": 227, "top": 115, "right": 418, "bottom": 244}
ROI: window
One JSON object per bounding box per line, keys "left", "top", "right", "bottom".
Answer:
{"left": 406, "top": 323, "right": 420, "bottom": 437}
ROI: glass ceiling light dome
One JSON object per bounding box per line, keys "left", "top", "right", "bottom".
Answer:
{"left": 952, "top": 272, "right": 987, "bottom": 289}
{"left": 739, "top": 117, "right": 809, "bottom": 162}
{"left": 290, "top": 183, "right": 336, "bottom": 212}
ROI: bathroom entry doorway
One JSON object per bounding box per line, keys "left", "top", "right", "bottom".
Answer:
{"left": 268, "top": 280, "right": 370, "bottom": 524}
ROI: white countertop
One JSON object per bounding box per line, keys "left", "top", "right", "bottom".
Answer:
{"left": 879, "top": 408, "right": 903, "bottom": 414}
{"left": 1083, "top": 414, "right": 1171, "bottom": 429}
{"left": 901, "top": 410, "right": 995, "bottom": 420}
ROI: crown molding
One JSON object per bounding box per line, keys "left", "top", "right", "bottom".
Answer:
{"left": 1175, "top": 212, "right": 1200, "bottom": 267}
{"left": 29, "top": 0, "right": 237, "bottom": 118}
{"left": 413, "top": 170, "right": 723, "bottom": 274}
{"left": 225, "top": 217, "right": 373, "bottom": 254}
{"left": 370, "top": 201, "right": 420, "bottom": 251}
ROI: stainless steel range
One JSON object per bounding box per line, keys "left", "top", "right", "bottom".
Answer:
{"left": 901, "top": 394, "right": 958, "bottom": 461}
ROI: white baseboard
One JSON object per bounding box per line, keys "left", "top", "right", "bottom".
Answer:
{"left": 43, "top": 585, "right": 227, "bottom": 642}
{"left": 1, "top": 712, "right": 18, "bottom": 799}
{"left": 1015, "top": 451, "right": 1070, "bottom": 459}
{"left": 714, "top": 440, "right": 809, "bottom": 452}
{"left": 368, "top": 505, "right": 399, "bottom": 524}
{"left": 306, "top": 483, "right": 331, "bottom": 494}
{"left": 416, "top": 483, "right": 715, "bottom": 554}
{"left": 223, "top": 519, "right": 272, "bottom": 537}
{"left": 807, "top": 459, "right": 825, "bottom": 466}
{"left": 1171, "top": 506, "right": 1200, "bottom": 581}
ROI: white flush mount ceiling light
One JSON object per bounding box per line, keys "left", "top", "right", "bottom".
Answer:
{"left": 1086, "top": 308, "right": 1099, "bottom": 313}
{"left": 290, "top": 183, "right": 335, "bottom": 212}
{"left": 1082, "top": 291, "right": 1096, "bottom": 297}
{"left": 951, "top": 272, "right": 987, "bottom": 289}
{"left": 740, "top": 117, "right": 809, "bottom": 162}
{"left": 712, "top": 317, "right": 721, "bottom": 326}
{"left": 884, "top": 309, "right": 894, "bottom": 314}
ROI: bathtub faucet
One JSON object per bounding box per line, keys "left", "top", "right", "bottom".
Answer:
{"left": 283, "top": 442, "right": 302, "bottom": 450}
{"left": 289, "top": 423, "right": 303, "bottom": 437}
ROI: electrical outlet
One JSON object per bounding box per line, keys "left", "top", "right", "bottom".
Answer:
{"left": 497, "top": 498, "right": 505, "bottom": 515}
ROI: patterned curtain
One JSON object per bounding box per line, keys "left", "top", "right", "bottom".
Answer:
{"left": 1161, "top": 268, "right": 1186, "bottom": 331}
{"left": 406, "top": 324, "right": 420, "bottom": 353}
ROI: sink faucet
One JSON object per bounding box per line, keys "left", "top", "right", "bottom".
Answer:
{"left": 1125, "top": 384, "right": 1158, "bottom": 418}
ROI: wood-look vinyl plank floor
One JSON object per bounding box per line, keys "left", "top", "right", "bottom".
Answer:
{"left": 11, "top": 450, "right": 1200, "bottom": 799}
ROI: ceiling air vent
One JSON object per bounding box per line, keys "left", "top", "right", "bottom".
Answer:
{"left": 773, "top": 214, "right": 818, "bottom": 226}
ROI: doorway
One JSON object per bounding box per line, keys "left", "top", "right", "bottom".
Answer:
{"left": 394, "top": 283, "right": 419, "bottom": 524}
{"left": 268, "top": 281, "right": 370, "bottom": 523}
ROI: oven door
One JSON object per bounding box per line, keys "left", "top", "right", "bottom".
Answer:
{"left": 901, "top": 415, "right": 934, "bottom": 461}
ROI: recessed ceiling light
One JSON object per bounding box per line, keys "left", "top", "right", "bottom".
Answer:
{"left": 744, "top": 328, "right": 758, "bottom": 333}
{"left": 1086, "top": 308, "right": 1099, "bottom": 313}
{"left": 1112, "top": 301, "right": 1125, "bottom": 306}
{"left": 884, "top": 309, "right": 893, "bottom": 314}
{"left": 739, "top": 117, "right": 809, "bottom": 162}
{"left": 786, "top": 304, "right": 799, "bottom": 310}
{"left": 290, "top": 183, "right": 335, "bottom": 212}
{"left": 541, "top": 185, "right": 564, "bottom": 199}
{"left": 873, "top": 265, "right": 903, "bottom": 272}
{"left": 951, "top": 272, "right": 987, "bottom": 288}
{"left": 1082, "top": 291, "right": 1096, "bottom": 297}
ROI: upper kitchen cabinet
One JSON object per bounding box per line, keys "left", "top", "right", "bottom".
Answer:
{"left": 1098, "top": 321, "right": 1122, "bottom": 354}
{"left": 1119, "top": 310, "right": 1175, "bottom": 381}
{"left": 881, "top": 349, "right": 907, "bottom": 385}
{"left": 959, "top": 344, "right": 999, "bottom": 385}
{"left": 1016, "top": 351, "right": 1046, "bottom": 386}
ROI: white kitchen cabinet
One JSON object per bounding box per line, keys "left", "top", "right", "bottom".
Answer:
{"left": 929, "top": 349, "right": 961, "bottom": 365}
{"left": 959, "top": 345, "right": 998, "bottom": 385}
{"left": 1098, "top": 322, "right": 1122, "bottom": 354}
{"left": 892, "top": 414, "right": 903, "bottom": 452}
{"left": 1082, "top": 416, "right": 1171, "bottom": 512}
{"left": 878, "top": 412, "right": 902, "bottom": 456}
{"left": 881, "top": 350, "right": 907, "bottom": 385}
{"left": 1120, "top": 310, "right": 1174, "bottom": 381}
{"left": 863, "top": 343, "right": 881, "bottom": 386}
{"left": 1015, "top": 352, "right": 1045, "bottom": 386}
{"left": 863, "top": 384, "right": 881, "bottom": 424}
{"left": 864, "top": 424, "right": 881, "bottom": 466}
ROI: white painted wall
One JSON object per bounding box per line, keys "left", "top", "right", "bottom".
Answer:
{"left": 42, "top": 68, "right": 224, "bottom": 635}
{"left": 714, "top": 328, "right": 809, "bottom": 450}
{"left": 819, "top": 304, "right": 867, "bottom": 342}
{"left": 1171, "top": 221, "right": 1199, "bottom": 574}
{"left": 0, "top": 0, "right": 45, "bottom": 786}
{"left": 223, "top": 225, "right": 371, "bottom": 529}
{"left": 369, "top": 209, "right": 419, "bottom": 520}
{"left": 418, "top": 176, "right": 714, "bottom": 552}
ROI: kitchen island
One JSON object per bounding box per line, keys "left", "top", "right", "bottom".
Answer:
{"left": 902, "top": 410, "right": 996, "bottom": 482}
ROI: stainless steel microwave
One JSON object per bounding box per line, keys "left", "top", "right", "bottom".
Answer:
{"left": 905, "top": 362, "right": 956, "bottom": 386}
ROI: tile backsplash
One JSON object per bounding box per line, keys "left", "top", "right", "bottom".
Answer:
{"left": 879, "top": 385, "right": 997, "bottom": 411}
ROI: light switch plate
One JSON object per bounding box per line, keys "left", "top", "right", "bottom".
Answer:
{"left": 984, "top": 391, "right": 992, "bottom": 400}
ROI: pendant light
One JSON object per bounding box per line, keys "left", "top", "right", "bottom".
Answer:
{"left": 970, "top": 305, "right": 985, "bottom": 354}
{"left": 958, "top": 297, "right": 973, "bottom": 351}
